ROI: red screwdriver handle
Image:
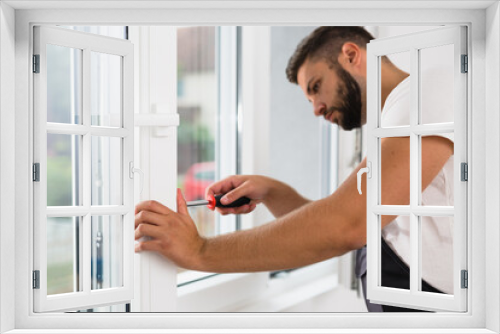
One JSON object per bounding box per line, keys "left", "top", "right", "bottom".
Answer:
{"left": 207, "top": 194, "right": 251, "bottom": 210}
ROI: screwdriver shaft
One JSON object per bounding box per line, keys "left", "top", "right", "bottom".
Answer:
{"left": 186, "top": 199, "right": 210, "bottom": 207}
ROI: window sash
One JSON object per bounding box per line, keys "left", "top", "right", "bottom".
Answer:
{"left": 366, "top": 25, "right": 468, "bottom": 312}
{"left": 33, "top": 25, "right": 135, "bottom": 312}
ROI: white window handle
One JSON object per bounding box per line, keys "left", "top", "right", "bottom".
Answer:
{"left": 357, "top": 162, "right": 371, "bottom": 195}
{"left": 129, "top": 162, "right": 145, "bottom": 195}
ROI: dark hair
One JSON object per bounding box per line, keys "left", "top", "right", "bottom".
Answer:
{"left": 286, "top": 26, "right": 375, "bottom": 84}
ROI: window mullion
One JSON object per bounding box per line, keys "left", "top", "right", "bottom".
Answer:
{"left": 409, "top": 47, "right": 420, "bottom": 294}
{"left": 82, "top": 47, "right": 92, "bottom": 295}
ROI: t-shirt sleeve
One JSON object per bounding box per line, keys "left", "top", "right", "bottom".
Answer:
{"left": 381, "top": 72, "right": 454, "bottom": 143}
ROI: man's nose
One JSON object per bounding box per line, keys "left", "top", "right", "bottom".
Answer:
{"left": 313, "top": 101, "right": 326, "bottom": 117}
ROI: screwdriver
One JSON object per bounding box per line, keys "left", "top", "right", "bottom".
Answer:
{"left": 186, "top": 194, "right": 251, "bottom": 210}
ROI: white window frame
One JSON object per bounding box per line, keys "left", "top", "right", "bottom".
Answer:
{"left": 1, "top": 2, "right": 497, "bottom": 333}
{"left": 32, "top": 25, "right": 135, "bottom": 312}
{"left": 365, "top": 26, "right": 468, "bottom": 312}
{"left": 129, "top": 25, "right": 340, "bottom": 312}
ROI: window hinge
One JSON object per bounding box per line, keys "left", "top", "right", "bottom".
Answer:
{"left": 461, "top": 162, "right": 468, "bottom": 181}
{"left": 461, "top": 54, "right": 468, "bottom": 73}
{"left": 33, "top": 163, "right": 40, "bottom": 182}
{"left": 33, "top": 270, "right": 40, "bottom": 289}
{"left": 461, "top": 270, "right": 468, "bottom": 289}
{"left": 33, "top": 54, "right": 40, "bottom": 73}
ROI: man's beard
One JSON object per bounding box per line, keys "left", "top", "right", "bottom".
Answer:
{"left": 327, "top": 65, "right": 362, "bottom": 131}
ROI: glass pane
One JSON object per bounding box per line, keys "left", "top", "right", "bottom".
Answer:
{"left": 47, "top": 44, "right": 82, "bottom": 124}
{"left": 380, "top": 51, "right": 410, "bottom": 128}
{"left": 419, "top": 216, "right": 453, "bottom": 295}
{"left": 419, "top": 44, "right": 454, "bottom": 125}
{"left": 381, "top": 214, "right": 410, "bottom": 290}
{"left": 91, "top": 215, "right": 123, "bottom": 290}
{"left": 47, "top": 216, "right": 80, "bottom": 295}
{"left": 91, "top": 136, "right": 122, "bottom": 206}
{"left": 91, "top": 52, "right": 122, "bottom": 127}
{"left": 420, "top": 134, "right": 454, "bottom": 206}
{"left": 47, "top": 133, "right": 81, "bottom": 206}
{"left": 63, "top": 26, "right": 128, "bottom": 39}
{"left": 380, "top": 137, "right": 410, "bottom": 206}
{"left": 177, "top": 26, "right": 217, "bottom": 241}
{"left": 75, "top": 303, "right": 129, "bottom": 313}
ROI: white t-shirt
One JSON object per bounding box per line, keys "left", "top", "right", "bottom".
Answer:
{"left": 380, "top": 73, "right": 454, "bottom": 294}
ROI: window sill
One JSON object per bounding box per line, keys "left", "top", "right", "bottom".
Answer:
{"left": 233, "top": 272, "right": 340, "bottom": 312}
{"left": 176, "top": 259, "right": 340, "bottom": 312}
{"left": 5, "top": 328, "right": 497, "bottom": 334}
{"left": 176, "top": 272, "right": 269, "bottom": 312}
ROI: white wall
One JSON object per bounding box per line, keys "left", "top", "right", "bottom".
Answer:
{"left": 485, "top": 3, "right": 500, "bottom": 333}
{"left": 268, "top": 26, "right": 325, "bottom": 201}
{"left": 0, "top": 2, "right": 16, "bottom": 333}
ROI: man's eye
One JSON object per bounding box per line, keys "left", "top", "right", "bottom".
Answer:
{"left": 312, "top": 83, "right": 319, "bottom": 93}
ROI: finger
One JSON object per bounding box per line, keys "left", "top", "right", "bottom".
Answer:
{"left": 135, "top": 240, "right": 162, "bottom": 253}
{"left": 177, "top": 188, "right": 189, "bottom": 216}
{"left": 237, "top": 204, "right": 257, "bottom": 214}
{"left": 215, "top": 203, "right": 257, "bottom": 216}
{"left": 205, "top": 176, "right": 243, "bottom": 200}
{"left": 220, "top": 183, "right": 251, "bottom": 206}
{"left": 215, "top": 207, "right": 236, "bottom": 216}
{"left": 229, "top": 204, "right": 256, "bottom": 215}
{"left": 135, "top": 223, "right": 162, "bottom": 240}
{"left": 135, "top": 210, "right": 168, "bottom": 228}
{"left": 135, "top": 200, "right": 174, "bottom": 216}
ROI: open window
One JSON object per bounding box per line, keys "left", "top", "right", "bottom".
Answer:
{"left": 365, "top": 26, "right": 467, "bottom": 312}
{"left": 33, "top": 26, "right": 134, "bottom": 312}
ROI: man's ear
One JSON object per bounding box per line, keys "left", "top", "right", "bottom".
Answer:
{"left": 338, "top": 42, "right": 365, "bottom": 75}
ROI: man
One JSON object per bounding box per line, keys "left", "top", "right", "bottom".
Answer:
{"left": 134, "top": 27, "right": 454, "bottom": 312}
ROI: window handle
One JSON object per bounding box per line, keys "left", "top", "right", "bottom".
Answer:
{"left": 357, "top": 162, "right": 371, "bottom": 195}
{"left": 129, "top": 162, "right": 145, "bottom": 195}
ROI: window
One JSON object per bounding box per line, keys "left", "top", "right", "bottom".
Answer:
{"left": 364, "top": 26, "right": 468, "bottom": 311}
{"left": 176, "top": 26, "right": 238, "bottom": 282}
{"left": 33, "top": 25, "right": 134, "bottom": 312}
{"left": 131, "top": 26, "right": 240, "bottom": 289}
{"left": 3, "top": 2, "right": 495, "bottom": 332}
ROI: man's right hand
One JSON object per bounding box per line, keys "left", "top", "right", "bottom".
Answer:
{"left": 206, "top": 175, "right": 311, "bottom": 218}
{"left": 205, "top": 175, "right": 273, "bottom": 215}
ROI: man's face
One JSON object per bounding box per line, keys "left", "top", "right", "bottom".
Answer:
{"left": 297, "top": 58, "right": 363, "bottom": 130}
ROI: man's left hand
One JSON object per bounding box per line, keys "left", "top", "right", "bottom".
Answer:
{"left": 134, "top": 189, "right": 205, "bottom": 270}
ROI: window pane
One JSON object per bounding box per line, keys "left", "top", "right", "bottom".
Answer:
{"left": 63, "top": 26, "right": 127, "bottom": 39}
{"left": 91, "top": 52, "right": 122, "bottom": 127}
{"left": 419, "top": 216, "right": 453, "bottom": 295}
{"left": 420, "top": 134, "right": 454, "bottom": 206}
{"left": 381, "top": 215, "right": 410, "bottom": 290}
{"left": 47, "top": 44, "right": 82, "bottom": 124}
{"left": 380, "top": 137, "right": 410, "bottom": 206}
{"left": 47, "top": 217, "right": 80, "bottom": 295}
{"left": 380, "top": 51, "right": 410, "bottom": 128}
{"left": 177, "top": 27, "right": 217, "bottom": 239}
{"left": 91, "top": 136, "right": 122, "bottom": 205}
{"left": 91, "top": 215, "right": 123, "bottom": 290}
{"left": 47, "top": 133, "right": 81, "bottom": 206}
{"left": 419, "top": 44, "right": 454, "bottom": 125}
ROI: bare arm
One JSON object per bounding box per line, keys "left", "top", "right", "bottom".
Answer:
{"left": 135, "top": 136, "right": 453, "bottom": 272}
